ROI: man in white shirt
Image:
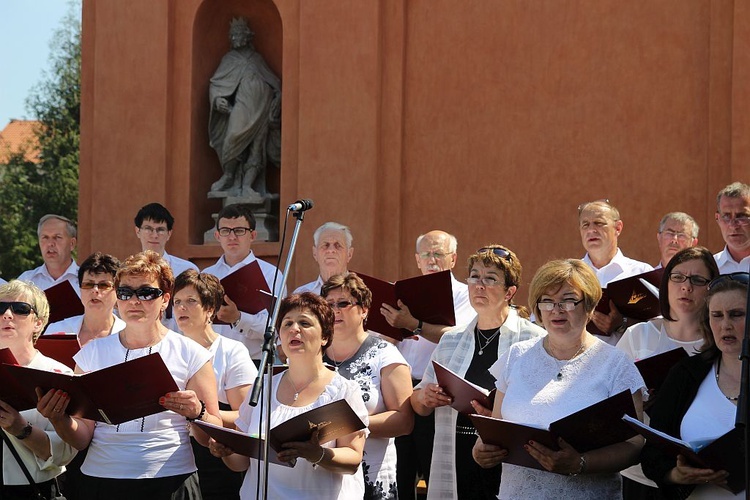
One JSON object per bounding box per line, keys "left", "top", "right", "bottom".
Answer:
{"left": 17, "top": 214, "right": 80, "bottom": 294}
{"left": 655, "top": 212, "right": 699, "bottom": 269}
{"left": 713, "top": 182, "right": 750, "bottom": 273}
{"left": 293, "top": 221, "right": 353, "bottom": 295}
{"left": 384, "top": 230, "right": 475, "bottom": 500}
{"left": 134, "top": 202, "right": 198, "bottom": 278}
{"left": 203, "top": 203, "right": 286, "bottom": 358}
{"left": 578, "top": 200, "right": 652, "bottom": 344}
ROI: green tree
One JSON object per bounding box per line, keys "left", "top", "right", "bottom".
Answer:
{"left": 0, "top": 4, "right": 81, "bottom": 280}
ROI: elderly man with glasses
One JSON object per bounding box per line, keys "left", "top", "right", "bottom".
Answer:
{"left": 202, "top": 203, "right": 286, "bottom": 358}
{"left": 713, "top": 182, "right": 750, "bottom": 273}
{"left": 655, "top": 212, "right": 699, "bottom": 269}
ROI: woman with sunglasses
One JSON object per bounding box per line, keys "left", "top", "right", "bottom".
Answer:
{"left": 41, "top": 251, "right": 222, "bottom": 499}
{"left": 642, "top": 272, "right": 747, "bottom": 499}
{"left": 320, "top": 273, "right": 413, "bottom": 500}
{"left": 412, "top": 245, "right": 545, "bottom": 499}
{"left": 0, "top": 280, "right": 77, "bottom": 499}
{"left": 172, "top": 269, "right": 255, "bottom": 500}
{"left": 44, "top": 252, "right": 125, "bottom": 345}
{"left": 473, "top": 259, "right": 644, "bottom": 499}
{"left": 615, "top": 247, "right": 719, "bottom": 499}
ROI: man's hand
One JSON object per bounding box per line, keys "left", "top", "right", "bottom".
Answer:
{"left": 216, "top": 294, "right": 241, "bottom": 325}
{"left": 591, "top": 300, "right": 623, "bottom": 334}
{"left": 380, "top": 300, "right": 419, "bottom": 331}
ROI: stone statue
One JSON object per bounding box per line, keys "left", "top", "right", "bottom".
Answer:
{"left": 208, "top": 17, "right": 281, "bottom": 200}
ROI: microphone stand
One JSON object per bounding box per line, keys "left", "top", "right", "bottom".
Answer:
{"left": 737, "top": 267, "right": 750, "bottom": 500}
{"left": 249, "top": 206, "right": 307, "bottom": 500}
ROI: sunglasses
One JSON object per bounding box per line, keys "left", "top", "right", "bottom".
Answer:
{"left": 707, "top": 272, "right": 750, "bottom": 291}
{"left": 80, "top": 281, "right": 115, "bottom": 291}
{"left": 116, "top": 286, "right": 165, "bottom": 301}
{"left": 477, "top": 247, "right": 512, "bottom": 261}
{"left": 0, "top": 301, "right": 36, "bottom": 316}
{"left": 326, "top": 300, "right": 359, "bottom": 310}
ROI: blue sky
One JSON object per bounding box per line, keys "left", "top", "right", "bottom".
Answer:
{"left": 0, "top": 0, "right": 80, "bottom": 127}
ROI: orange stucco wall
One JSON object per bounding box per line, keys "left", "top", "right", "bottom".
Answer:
{"left": 79, "top": 0, "right": 749, "bottom": 304}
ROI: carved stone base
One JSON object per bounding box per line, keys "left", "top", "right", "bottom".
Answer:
{"left": 203, "top": 194, "right": 280, "bottom": 244}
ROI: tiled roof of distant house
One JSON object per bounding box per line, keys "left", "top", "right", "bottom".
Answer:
{"left": 0, "top": 119, "right": 41, "bottom": 164}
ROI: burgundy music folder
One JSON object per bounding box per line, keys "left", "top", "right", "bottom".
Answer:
{"left": 634, "top": 347, "right": 688, "bottom": 392}
{"left": 432, "top": 360, "right": 495, "bottom": 414}
{"left": 0, "top": 348, "right": 38, "bottom": 411}
{"left": 192, "top": 420, "right": 291, "bottom": 467}
{"left": 214, "top": 261, "right": 274, "bottom": 325}
{"left": 356, "top": 270, "right": 456, "bottom": 341}
{"left": 3, "top": 353, "right": 178, "bottom": 425}
{"left": 36, "top": 334, "right": 80, "bottom": 370}
{"left": 44, "top": 280, "right": 84, "bottom": 325}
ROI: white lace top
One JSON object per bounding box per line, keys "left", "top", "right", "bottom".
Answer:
{"left": 490, "top": 336, "right": 645, "bottom": 500}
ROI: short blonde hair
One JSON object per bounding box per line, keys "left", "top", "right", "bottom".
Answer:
{"left": 116, "top": 250, "right": 174, "bottom": 293}
{"left": 528, "top": 259, "right": 602, "bottom": 319}
{"left": 0, "top": 280, "right": 51, "bottom": 341}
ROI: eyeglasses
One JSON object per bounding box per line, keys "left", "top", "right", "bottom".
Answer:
{"left": 116, "top": 286, "right": 165, "bottom": 301}
{"left": 659, "top": 229, "right": 692, "bottom": 243}
{"left": 467, "top": 276, "right": 502, "bottom": 287}
{"left": 537, "top": 299, "right": 584, "bottom": 312}
{"left": 326, "top": 300, "right": 359, "bottom": 310}
{"left": 80, "top": 281, "right": 114, "bottom": 291}
{"left": 139, "top": 225, "right": 169, "bottom": 235}
{"left": 477, "top": 247, "right": 512, "bottom": 261}
{"left": 717, "top": 213, "right": 750, "bottom": 226}
{"left": 0, "top": 301, "right": 36, "bottom": 316}
{"left": 217, "top": 227, "right": 253, "bottom": 237}
{"left": 577, "top": 199, "right": 611, "bottom": 215}
{"left": 708, "top": 272, "right": 750, "bottom": 291}
{"left": 668, "top": 273, "right": 710, "bottom": 287}
{"left": 418, "top": 251, "right": 451, "bottom": 260}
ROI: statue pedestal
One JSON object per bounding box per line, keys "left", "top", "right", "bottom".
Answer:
{"left": 203, "top": 193, "right": 280, "bottom": 243}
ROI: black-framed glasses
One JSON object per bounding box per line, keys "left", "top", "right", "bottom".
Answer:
{"left": 326, "top": 300, "right": 359, "bottom": 310}
{"left": 80, "top": 281, "right": 115, "bottom": 291}
{"left": 116, "top": 286, "right": 165, "bottom": 301}
{"left": 0, "top": 301, "right": 36, "bottom": 316}
{"left": 668, "top": 273, "right": 711, "bottom": 287}
{"left": 477, "top": 247, "right": 512, "bottom": 261}
{"left": 708, "top": 272, "right": 750, "bottom": 291}
{"left": 217, "top": 227, "right": 253, "bottom": 237}
{"left": 537, "top": 299, "right": 584, "bottom": 312}
{"left": 139, "top": 225, "right": 169, "bottom": 235}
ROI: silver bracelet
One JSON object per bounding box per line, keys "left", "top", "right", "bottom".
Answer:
{"left": 311, "top": 448, "right": 326, "bottom": 466}
{"left": 569, "top": 453, "right": 587, "bottom": 476}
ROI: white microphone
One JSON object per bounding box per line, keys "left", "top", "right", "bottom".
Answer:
{"left": 287, "top": 199, "right": 314, "bottom": 212}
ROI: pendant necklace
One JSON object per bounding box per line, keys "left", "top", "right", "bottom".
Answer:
{"left": 475, "top": 326, "right": 502, "bottom": 356}
{"left": 546, "top": 338, "right": 586, "bottom": 381}
{"left": 715, "top": 357, "right": 739, "bottom": 401}
{"left": 286, "top": 373, "right": 317, "bottom": 402}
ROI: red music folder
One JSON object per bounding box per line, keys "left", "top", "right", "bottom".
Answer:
{"left": 44, "top": 280, "right": 84, "bottom": 325}
{"left": 192, "top": 421, "right": 291, "bottom": 467}
{"left": 470, "top": 390, "right": 638, "bottom": 471}
{"left": 36, "top": 334, "right": 80, "bottom": 370}
{"left": 3, "top": 353, "right": 178, "bottom": 425}
{"left": 623, "top": 415, "right": 744, "bottom": 494}
{"left": 634, "top": 348, "right": 688, "bottom": 392}
{"left": 356, "top": 270, "right": 456, "bottom": 341}
{"left": 432, "top": 361, "right": 495, "bottom": 414}
{"left": 214, "top": 261, "right": 274, "bottom": 325}
{"left": 0, "top": 348, "right": 38, "bottom": 411}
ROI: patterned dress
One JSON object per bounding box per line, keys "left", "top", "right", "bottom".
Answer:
{"left": 324, "top": 335, "right": 408, "bottom": 500}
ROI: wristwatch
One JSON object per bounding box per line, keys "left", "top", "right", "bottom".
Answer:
{"left": 412, "top": 320, "right": 423, "bottom": 336}
{"left": 15, "top": 422, "right": 32, "bottom": 440}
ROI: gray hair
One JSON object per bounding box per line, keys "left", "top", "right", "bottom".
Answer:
{"left": 716, "top": 182, "right": 750, "bottom": 210}
{"left": 658, "top": 212, "right": 699, "bottom": 238}
{"left": 313, "top": 222, "right": 353, "bottom": 248}
{"left": 37, "top": 214, "right": 77, "bottom": 239}
{"left": 415, "top": 231, "right": 458, "bottom": 254}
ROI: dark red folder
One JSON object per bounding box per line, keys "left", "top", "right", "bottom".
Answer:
{"left": 0, "top": 348, "right": 38, "bottom": 411}
{"left": 587, "top": 268, "right": 663, "bottom": 336}
{"left": 268, "top": 399, "right": 366, "bottom": 452}
{"left": 214, "top": 261, "right": 273, "bottom": 325}
{"left": 356, "top": 270, "right": 456, "bottom": 341}
{"left": 471, "top": 390, "right": 638, "bottom": 471}
{"left": 192, "top": 420, "right": 291, "bottom": 467}
{"left": 432, "top": 361, "right": 495, "bottom": 414}
{"left": 36, "top": 334, "right": 80, "bottom": 370}
{"left": 634, "top": 348, "right": 688, "bottom": 392}
{"left": 44, "top": 280, "right": 84, "bottom": 325}
{"left": 623, "top": 415, "right": 745, "bottom": 494}
{"left": 3, "top": 353, "right": 178, "bottom": 425}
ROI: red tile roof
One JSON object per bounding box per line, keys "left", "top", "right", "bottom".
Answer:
{"left": 0, "top": 119, "right": 41, "bottom": 164}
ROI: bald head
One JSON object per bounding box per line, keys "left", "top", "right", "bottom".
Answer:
{"left": 415, "top": 230, "right": 458, "bottom": 275}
